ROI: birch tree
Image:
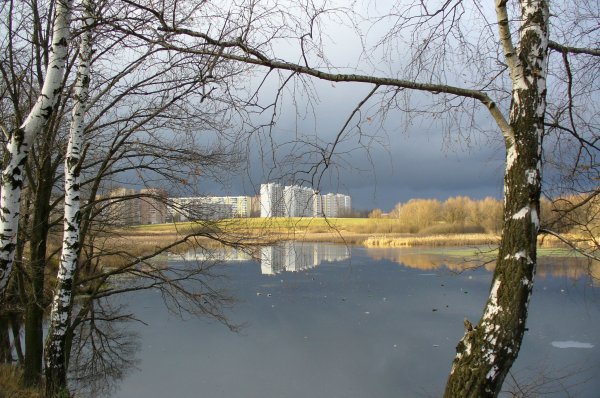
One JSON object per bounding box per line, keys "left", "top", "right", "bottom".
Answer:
{"left": 0, "top": 0, "right": 73, "bottom": 297}
{"left": 44, "top": 0, "right": 93, "bottom": 395}
{"left": 0, "top": 0, "right": 245, "bottom": 390}
{"left": 116, "top": 0, "right": 599, "bottom": 395}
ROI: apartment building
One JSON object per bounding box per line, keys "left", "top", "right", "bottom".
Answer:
{"left": 260, "top": 183, "right": 351, "bottom": 218}
{"left": 140, "top": 188, "right": 168, "bottom": 224}
{"left": 260, "top": 183, "right": 285, "bottom": 217}
{"left": 283, "top": 185, "right": 316, "bottom": 217}
{"left": 106, "top": 188, "right": 140, "bottom": 226}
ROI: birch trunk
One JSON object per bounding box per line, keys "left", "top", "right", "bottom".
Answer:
{"left": 44, "top": 2, "right": 93, "bottom": 395}
{"left": 444, "top": 1, "right": 549, "bottom": 396}
{"left": 0, "top": 0, "right": 72, "bottom": 297}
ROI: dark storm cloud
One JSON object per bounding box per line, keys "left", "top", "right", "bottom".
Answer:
{"left": 331, "top": 129, "right": 505, "bottom": 210}
{"left": 250, "top": 79, "right": 507, "bottom": 210}
{"left": 191, "top": 37, "right": 508, "bottom": 210}
{"left": 197, "top": 78, "right": 507, "bottom": 211}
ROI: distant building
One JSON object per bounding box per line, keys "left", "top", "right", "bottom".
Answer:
{"left": 322, "top": 192, "right": 352, "bottom": 218}
{"left": 260, "top": 183, "right": 285, "bottom": 217}
{"left": 322, "top": 193, "right": 338, "bottom": 218}
{"left": 283, "top": 185, "right": 316, "bottom": 217}
{"left": 169, "top": 196, "right": 233, "bottom": 221}
{"left": 336, "top": 193, "right": 352, "bottom": 217}
{"left": 250, "top": 195, "right": 261, "bottom": 217}
{"left": 313, "top": 193, "right": 323, "bottom": 217}
{"left": 222, "top": 196, "right": 251, "bottom": 218}
{"left": 107, "top": 188, "right": 140, "bottom": 226}
{"left": 140, "top": 188, "right": 168, "bottom": 224}
{"left": 260, "top": 182, "right": 351, "bottom": 218}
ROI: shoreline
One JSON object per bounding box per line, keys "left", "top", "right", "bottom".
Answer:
{"left": 109, "top": 225, "right": 574, "bottom": 251}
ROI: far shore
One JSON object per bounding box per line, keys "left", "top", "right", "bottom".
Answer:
{"left": 106, "top": 217, "right": 576, "bottom": 255}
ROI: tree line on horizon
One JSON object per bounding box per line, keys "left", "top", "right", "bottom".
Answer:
{"left": 367, "top": 195, "right": 600, "bottom": 238}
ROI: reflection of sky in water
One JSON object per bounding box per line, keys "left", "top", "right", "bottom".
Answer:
{"left": 114, "top": 244, "right": 600, "bottom": 398}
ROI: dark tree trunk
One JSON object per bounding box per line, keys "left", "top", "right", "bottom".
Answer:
{"left": 23, "top": 154, "right": 54, "bottom": 386}
{"left": 444, "top": 1, "right": 549, "bottom": 396}
{"left": 0, "top": 315, "right": 12, "bottom": 363}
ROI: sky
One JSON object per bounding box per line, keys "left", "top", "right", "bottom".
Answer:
{"left": 197, "top": 1, "right": 512, "bottom": 211}
{"left": 201, "top": 77, "right": 506, "bottom": 211}
{"left": 175, "top": 1, "right": 509, "bottom": 211}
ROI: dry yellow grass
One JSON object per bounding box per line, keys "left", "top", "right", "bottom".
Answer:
{"left": 364, "top": 233, "right": 501, "bottom": 247}
{"left": 363, "top": 232, "right": 588, "bottom": 248}
{"left": 0, "top": 365, "right": 43, "bottom": 398}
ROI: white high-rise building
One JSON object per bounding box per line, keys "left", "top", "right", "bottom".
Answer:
{"left": 260, "top": 182, "right": 351, "bottom": 218}
{"left": 283, "top": 185, "right": 316, "bottom": 217}
{"left": 321, "top": 193, "right": 352, "bottom": 217}
{"left": 313, "top": 193, "right": 323, "bottom": 217}
{"left": 322, "top": 193, "right": 338, "bottom": 218}
{"left": 260, "top": 183, "right": 285, "bottom": 217}
{"left": 336, "top": 193, "right": 352, "bottom": 216}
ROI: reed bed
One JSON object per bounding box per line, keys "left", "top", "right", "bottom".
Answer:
{"left": 363, "top": 234, "right": 501, "bottom": 247}
{"left": 363, "top": 233, "right": 586, "bottom": 248}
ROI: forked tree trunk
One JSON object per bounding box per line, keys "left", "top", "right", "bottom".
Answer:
{"left": 45, "top": 2, "right": 93, "bottom": 396}
{"left": 444, "top": 1, "right": 549, "bottom": 396}
{"left": 0, "top": 0, "right": 72, "bottom": 298}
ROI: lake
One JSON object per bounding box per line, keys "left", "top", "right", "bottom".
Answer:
{"left": 106, "top": 242, "right": 599, "bottom": 397}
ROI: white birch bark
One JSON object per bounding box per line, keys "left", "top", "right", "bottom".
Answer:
{"left": 0, "top": 0, "right": 73, "bottom": 296}
{"left": 45, "top": 0, "right": 93, "bottom": 393}
{"left": 445, "top": 1, "right": 549, "bottom": 396}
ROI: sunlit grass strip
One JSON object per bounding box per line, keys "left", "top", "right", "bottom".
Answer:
{"left": 364, "top": 234, "right": 501, "bottom": 247}
{"left": 124, "top": 217, "right": 410, "bottom": 234}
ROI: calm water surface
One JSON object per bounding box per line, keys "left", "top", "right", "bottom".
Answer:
{"left": 112, "top": 243, "right": 600, "bottom": 397}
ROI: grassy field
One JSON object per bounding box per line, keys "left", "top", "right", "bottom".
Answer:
{"left": 113, "top": 217, "right": 413, "bottom": 247}
{"left": 124, "top": 217, "right": 411, "bottom": 234}
{"left": 115, "top": 217, "right": 582, "bottom": 251}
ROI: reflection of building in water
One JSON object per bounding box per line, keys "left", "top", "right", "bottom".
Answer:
{"left": 171, "top": 248, "right": 252, "bottom": 262}
{"left": 260, "top": 242, "right": 350, "bottom": 275}
{"left": 260, "top": 246, "right": 286, "bottom": 275}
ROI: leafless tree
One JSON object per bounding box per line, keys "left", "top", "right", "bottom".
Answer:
{"left": 0, "top": 0, "right": 251, "bottom": 393}
{"left": 111, "top": 0, "right": 599, "bottom": 396}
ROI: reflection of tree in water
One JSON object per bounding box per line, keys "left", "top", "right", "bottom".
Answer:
{"left": 65, "top": 246, "right": 239, "bottom": 396}
{"left": 68, "top": 299, "right": 140, "bottom": 398}
{"left": 504, "top": 363, "right": 597, "bottom": 398}
{"left": 365, "top": 248, "right": 600, "bottom": 283}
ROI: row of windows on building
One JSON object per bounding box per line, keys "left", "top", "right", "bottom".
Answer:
{"left": 103, "top": 188, "right": 258, "bottom": 226}
{"left": 104, "top": 184, "right": 352, "bottom": 226}
{"left": 259, "top": 183, "right": 352, "bottom": 218}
